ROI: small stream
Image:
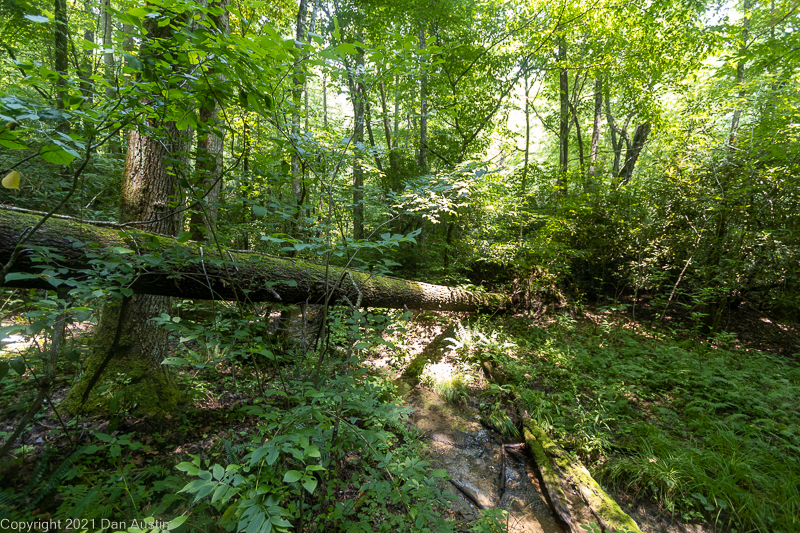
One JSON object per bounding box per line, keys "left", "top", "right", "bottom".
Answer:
{"left": 398, "top": 382, "right": 567, "bottom": 533}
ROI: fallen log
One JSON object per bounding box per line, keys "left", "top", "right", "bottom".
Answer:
{"left": 0, "top": 209, "right": 511, "bottom": 311}
{"left": 521, "top": 418, "right": 643, "bottom": 533}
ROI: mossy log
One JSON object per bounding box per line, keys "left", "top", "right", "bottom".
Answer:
{"left": 522, "top": 419, "right": 643, "bottom": 533}
{"left": 0, "top": 210, "right": 511, "bottom": 312}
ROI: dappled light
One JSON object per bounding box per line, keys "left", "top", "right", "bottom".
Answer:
{"left": 1, "top": 0, "right": 798, "bottom": 531}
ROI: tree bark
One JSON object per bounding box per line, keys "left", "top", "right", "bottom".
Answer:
{"left": 588, "top": 77, "right": 602, "bottom": 182}
{"left": 0, "top": 209, "right": 512, "bottom": 313}
{"left": 351, "top": 50, "right": 365, "bottom": 241}
{"left": 618, "top": 121, "right": 651, "bottom": 186}
{"left": 557, "top": 36, "right": 569, "bottom": 191}
{"left": 729, "top": 0, "right": 751, "bottom": 145}
{"left": 54, "top": 0, "right": 69, "bottom": 133}
{"left": 418, "top": 27, "right": 428, "bottom": 173}
{"left": 60, "top": 6, "right": 192, "bottom": 417}
{"left": 189, "top": 0, "right": 229, "bottom": 241}
{"left": 290, "top": 0, "right": 309, "bottom": 235}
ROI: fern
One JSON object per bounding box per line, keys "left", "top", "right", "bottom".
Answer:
{"left": 29, "top": 449, "right": 81, "bottom": 507}
{"left": 223, "top": 437, "right": 246, "bottom": 465}
{"left": 150, "top": 493, "right": 183, "bottom": 517}
{"left": 21, "top": 448, "right": 51, "bottom": 500}
{"left": 0, "top": 486, "right": 19, "bottom": 513}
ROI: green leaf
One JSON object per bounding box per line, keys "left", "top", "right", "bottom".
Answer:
{"left": 4, "top": 272, "right": 40, "bottom": 282}
{"left": 302, "top": 477, "right": 318, "bottom": 494}
{"left": 121, "top": 287, "right": 134, "bottom": 297}
{"left": 9, "top": 358, "right": 25, "bottom": 376}
{"left": 212, "top": 464, "right": 224, "bottom": 481}
{"left": 252, "top": 205, "right": 268, "bottom": 217}
{"left": 167, "top": 516, "right": 187, "bottom": 530}
{"left": 122, "top": 53, "right": 143, "bottom": 70}
{"left": 304, "top": 445, "right": 321, "bottom": 458}
{"left": 283, "top": 470, "right": 302, "bottom": 483}
{"left": 0, "top": 362, "right": 9, "bottom": 382}
{"left": 269, "top": 515, "right": 292, "bottom": 527}
{"left": 39, "top": 144, "right": 77, "bottom": 165}
{"left": 0, "top": 129, "right": 27, "bottom": 150}
{"left": 162, "top": 357, "right": 188, "bottom": 366}
{"left": 176, "top": 231, "right": 193, "bottom": 243}
{"left": 431, "top": 469, "right": 448, "bottom": 478}
{"left": 109, "top": 246, "right": 135, "bottom": 254}
{"left": 175, "top": 461, "right": 200, "bottom": 476}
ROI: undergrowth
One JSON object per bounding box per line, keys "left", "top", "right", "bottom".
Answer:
{"left": 467, "top": 313, "right": 800, "bottom": 533}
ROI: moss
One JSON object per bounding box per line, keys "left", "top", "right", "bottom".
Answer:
{"left": 523, "top": 420, "right": 643, "bottom": 533}
{"left": 62, "top": 298, "right": 181, "bottom": 418}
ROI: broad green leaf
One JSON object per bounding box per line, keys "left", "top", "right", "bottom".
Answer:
{"left": 0, "top": 128, "right": 27, "bottom": 150}
{"left": 39, "top": 144, "right": 77, "bottom": 165}
{"left": 9, "top": 358, "right": 26, "bottom": 376}
{"left": 302, "top": 477, "right": 318, "bottom": 494}
{"left": 176, "top": 462, "right": 200, "bottom": 475}
{"left": 0, "top": 362, "right": 9, "bottom": 382}
{"left": 252, "top": 205, "right": 268, "bottom": 217}
{"left": 283, "top": 470, "right": 302, "bottom": 483}
{"left": 4, "top": 272, "right": 39, "bottom": 282}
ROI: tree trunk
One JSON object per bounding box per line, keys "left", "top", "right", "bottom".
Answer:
{"left": 0, "top": 209, "right": 512, "bottom": 313}
{"left": 61, "top": 7, "right": 192, "bottom": 417}
{"left": 54, "top": 0, "right": 69, "bottom": 133}
{"left": 587, "top": 77, "right": 602, "bottom": 183}
{"left": 729, "top": 0, "right": 751, "bottom": 145}
{"left": 418, "top": 27, "right": 428, "bottom": 173}
{"left": 618, "top": 121, "right": 651, "bottom": 186}
{"left": 289, "top": 0, "right": 309, "bottom": 243}
{"left": 189, "top": 0, "right": 229, "bottom": 241}
{"left": 364, "top": 94, "right": 384, "bottom": 172}
{"left": 352, "top": 51, "right": 365, "bottom": 241}
{"left": 557, "top": 37, "right": 569, "bottom": 191}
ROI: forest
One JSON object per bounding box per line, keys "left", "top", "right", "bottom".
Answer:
{"left": 0, "top": 0, "right": 798, "bottom": 531}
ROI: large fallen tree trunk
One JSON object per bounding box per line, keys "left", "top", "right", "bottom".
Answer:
{"left": 0, "top": 209, "right": 511, "bottom": 312}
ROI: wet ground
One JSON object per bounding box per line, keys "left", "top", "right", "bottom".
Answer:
{"left": 399, "top": 382, "right": 567, "bottom": 533}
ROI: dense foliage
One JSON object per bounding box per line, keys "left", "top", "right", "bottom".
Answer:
{"left": 0, "top": 0, "right": 798, "bottom": 531}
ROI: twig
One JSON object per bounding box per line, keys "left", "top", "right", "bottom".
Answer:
{"left": 448, "top": 479, "right": 485, "bottom": 510}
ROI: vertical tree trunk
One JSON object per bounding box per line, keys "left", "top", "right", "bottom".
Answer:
{"left": 588, "top": 77, "right": 602, "bottom": 183}
{"left": 605, "top": 93, "right": 625, "bottom": 177}
{"left": 618, "top": 122, "right": 650, "bottom": 185}
{"left": 418, "top": 27, "right": 428, "bottom": 173}
{"left": 64, "top": 6, "right": 191, "bottom": 417}
{"left": 79, "top": 0, "right": 95, "bottom": 104}
{"left": 100, "top": 0, "right": 119, "bottom": 153}
{"left": 54, "top": 0, "right": 69, "bottom": 133}
{"left": 190, "top": 0, "right": 229, "bottom": 241}
{"left": 522, "top": 73, "right": 531, "bottom": 196}
{"left": 322, "top": 70, "right": 328, "bottom": 128}
{"left": 364, "top": 95, "right": 383, "bottom": 172}
{"left": 393, "top": 74, "right": 400, "bottom": 148}
{"left": 352, "top": 49, "right": 365, "bottom": 241}
{"left": 729, "top": 0, "right": 751, "bottom": 145}
{"left": 557, "top": 37, "right": 569, "bottom": 191}
{"left": 290, "top": 0, "right": 309, "bottom": 240}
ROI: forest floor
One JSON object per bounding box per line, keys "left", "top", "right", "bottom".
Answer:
{"left": 0, "top": 299, "right": 798, "bottom": 532}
